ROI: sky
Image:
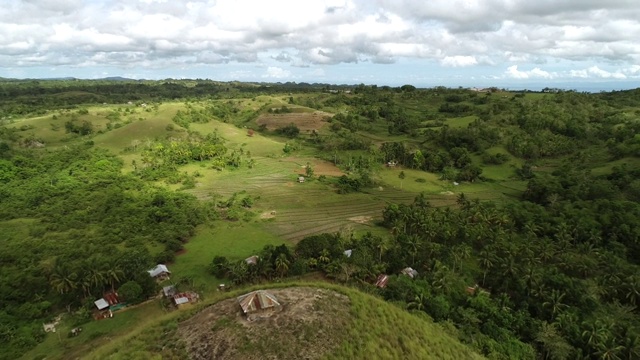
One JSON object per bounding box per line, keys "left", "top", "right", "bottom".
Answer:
{"left": 1, "top": 0, "right": 640, "bottom": 91}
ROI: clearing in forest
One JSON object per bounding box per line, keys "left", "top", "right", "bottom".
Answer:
{"left": 255, "top": 111, "right": 331, "bottom": 132}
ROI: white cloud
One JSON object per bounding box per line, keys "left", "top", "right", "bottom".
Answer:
{"left": 506, "top": 65, "right": 553, "bottom": 79}
{"left": 0, "top": 0, "right": 637, "bottom": 88}
{"left": 568, "top": 66, "right": 624, "bottom": 79}
{"left": 440, "top": 56, "right": 478, "bottom": 67}
{"left": 263, "top": 66, "right": 292, "bottom": 79}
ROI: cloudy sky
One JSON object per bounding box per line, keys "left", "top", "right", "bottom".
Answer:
{"left": 1, "top": 0, "right": 639, "bottom": 90}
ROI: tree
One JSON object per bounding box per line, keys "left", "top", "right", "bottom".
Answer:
{"left": 209, "top": 256, "right": 230, "bottom": 278}
{"left": 305, "top": 162, "right": 314, "bottom": 178}
{"left": 535, "top": 322, "right": 573, "bottom": 360}
{"left": 275, "top": 253, "right": 290, "bottom": 278}
{"left": 276, "top": 123, "right": 300, "bottom": 138}
{"left": 50, "top": 265, "right": 78, "bottom": 295}
{"left": 104, "top": 264, "right": 124, "bottom": 293}
{"left": 543, "top": 290, "right": 569, "bottom": 320}
{"left": 398, "top": 171, "right": 406, "bottom": 189}
{"left": 118, "top": 281, "right": 143, "bottom": 304}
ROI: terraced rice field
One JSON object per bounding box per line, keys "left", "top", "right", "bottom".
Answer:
{"left": 185, "top": 156, "right": 457, "bottom": 242}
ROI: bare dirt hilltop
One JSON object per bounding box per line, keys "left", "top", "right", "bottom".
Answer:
{"left": 177, "top": 287, "right": 350, "bottom": 360}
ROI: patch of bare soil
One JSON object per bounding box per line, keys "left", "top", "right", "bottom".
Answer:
{"left": 256, "top": 112, "right": 331, "bottom": 132}
{"left": 259, "top": 210, "right": 277, "bottom": 219}
{"left": 440, "top": 191, "right": 455, "bottom": 195}
{"left": 177, "top": 287, "right": 350, "bottom": 360}
{"left": 348, "top": 215, "right": 372, "bottom": 224}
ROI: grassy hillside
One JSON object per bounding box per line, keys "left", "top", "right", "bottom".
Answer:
{"left": 85, "top": 283, "right": 484, "bottom": 360}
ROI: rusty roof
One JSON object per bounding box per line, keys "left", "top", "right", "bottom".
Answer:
{"left": 237, "top": 290, "right": 281, "bottom": 314}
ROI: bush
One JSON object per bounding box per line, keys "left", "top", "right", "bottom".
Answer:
{"left": 118, "top": 281, "right": 144, "bottom": 304}
{"left": 209, "top": 256, "right": 229, "bottom": 277}
{"left": 276, "top": 123, "right": 300, "bottom": 138}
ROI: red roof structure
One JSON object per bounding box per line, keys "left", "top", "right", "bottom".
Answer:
{"left": 375, "top": 274, "right": 389, "bottom": 288}
{"left": 103, "top": 291, "right": 121, "bottom": 305}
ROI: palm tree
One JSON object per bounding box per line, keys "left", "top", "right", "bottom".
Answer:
{"left": 582, "top": 320, "right": 611, "bottom": 349}
{"left": 275, "top": 253, "right": 290, "bottom": 278}
{"left": 88, "top": 267, "right": 106, "bottom": 291}
{"left": 373, "top": 237, "right": 389, "bottom": 263}
{"left": 625, "top": 276, "right": 640, "bottom": 306}
{"left": 595, "top": 335, "right": 624, "bottom": 360}
{"left": 478, "top": 248, "right": 495, "bottom": 286}
{"left": 620, "top": 327, "right": 640, "bottom": 360}
{"left": 408, "top": 292, "right": 427, "bottom": 312}
{"left": 104, "top": 265, "right": 124, "bottom": 292}
{"left": 50, "top": 264, "right": 78, "bottom": 295}
{"left": 544, "top": 290, "right": 569, "bottom": 319}
{"left": 318, "top": 249, "right": 331, "bottom": 266}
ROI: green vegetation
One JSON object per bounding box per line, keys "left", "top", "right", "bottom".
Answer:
{"left": 1, "top": 79, "right": 640, "bottom": 359}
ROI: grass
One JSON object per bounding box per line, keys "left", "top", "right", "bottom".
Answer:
{"left": 446, "top": 115, "right": 476, "bottom": 128}
{"left": 377, "top": 167, "right": 447, "bottom": 194}
{"left": 23, "top": 300, "right": 166, "bottom": 360}
{"left": 85, "top": 282, "right": 484, "bottom": 360}
{"left": 169, "top": 223, "right": 285, "bottom": 292}
{"left": 92, "top": 103, "right": 183, "bottom": 152}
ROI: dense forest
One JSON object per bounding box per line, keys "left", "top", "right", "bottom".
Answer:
{"left": 1, "top": 79, "right": 639, "bottom": 359}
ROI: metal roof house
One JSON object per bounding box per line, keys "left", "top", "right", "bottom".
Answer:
{"left": 401, "top": 267, "right": 419, "bottom": 279}
{"left": 375, "top": 274, "right": 389, "bottom": 288}
{"left": 148, "top": 264, "right": 171, "bottom": 281}
{"left": 237, "top": 290, "right": 282, "bottom": 321}
{"left": 163, "top": 285, "right": 177, "bottom": 297}
{"left": 94, "top": 298, "right": 109, "bottom": 311}
{"left": 245, "top": 255, "right": 259, "bottom": 265}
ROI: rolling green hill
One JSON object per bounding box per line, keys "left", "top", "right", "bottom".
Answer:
{"left": 85, "top": 283, "right": 485, "bottom": 360}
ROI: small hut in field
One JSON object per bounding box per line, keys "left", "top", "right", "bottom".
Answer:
{"left": 237, "top": 290, "right": 282, "bottom": 321}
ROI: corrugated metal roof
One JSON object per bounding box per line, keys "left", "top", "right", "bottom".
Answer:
{"left": 148, "top": 264, "right": 170, "bottom": 277}
{"left": 375, "top": 274, "right": 389, "bottom": 288}
{"left": 237, "top": 290, "right": 281, "bottom": 314}
{"left": 174, "top": 297, "right": 189, "bottom": 305}
{"left": 94, "top": 298, "right": 109, "bottom": 310}
{"left": 401, "top": 267, "right": 418, "bottom": 278}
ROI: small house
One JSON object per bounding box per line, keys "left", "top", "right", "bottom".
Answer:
{"left": 298, "top": 176, "right": 305, "bottom": 183}
{"left": 93, "top": 298, "right": 113, "bottom": 320}
{"left": 237, "top": 290, "right": 282, "bottom": 321}
{"left": 401, "top": 267, "right": 419, "bottom": 279}
{"left": 148, "top": 264, "right": 171, "bottom": 281}
{"left": 466, "top": 284, "right": 491, "bottom": 296}
{"left": 245, "top": 255, "right": 259, "bottom": 266}
{"left": 172, "top": 291, "right": 199, "bottom": 307}
{"left": 375, "top": 274, "right": 389, "bottom": 288}
{"left": 163, "top": 285, "right": 177, "bottom": 297}
{"left": 94, "top": 298, "right": 109, "bottom": 311}
{"left": 103, "top": 291, "right": 121, "bottom": 306}
{"left": 343, "top": 249, "right": 353, "bottom": 258}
